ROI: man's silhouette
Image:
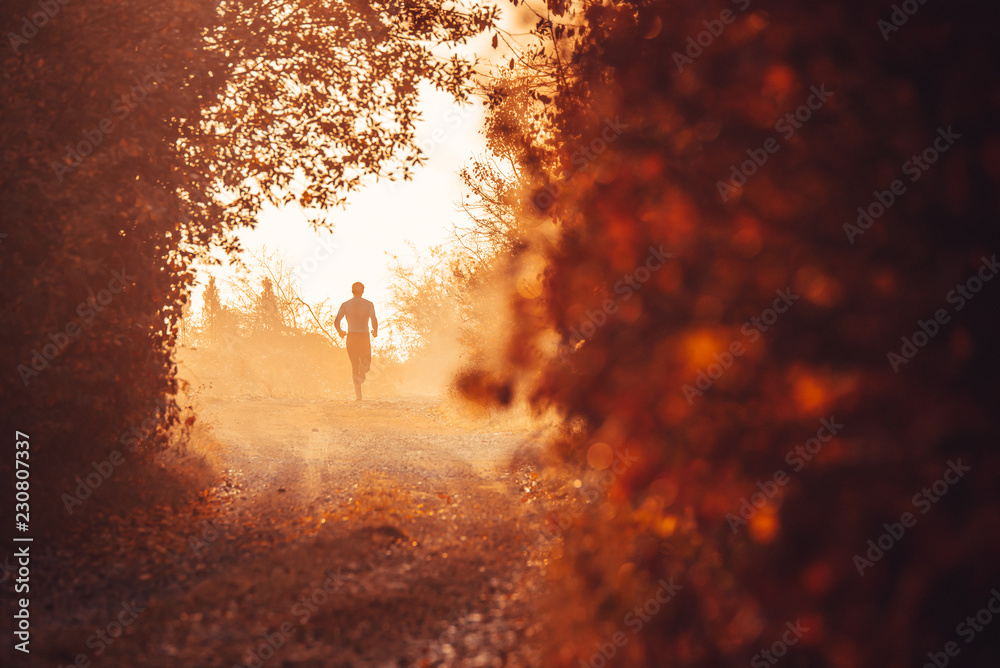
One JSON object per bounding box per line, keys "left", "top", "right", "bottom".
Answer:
{"left": 335, "top": 282, "right": 378, "bottom": 400}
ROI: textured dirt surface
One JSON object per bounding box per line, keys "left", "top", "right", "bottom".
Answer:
{"left": 22, "top": 396, "right": 559, "bottom": 668}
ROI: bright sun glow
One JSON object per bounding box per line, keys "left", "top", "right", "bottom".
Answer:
{"left": 192, "top": 84, "right": 487, "bottom": 326}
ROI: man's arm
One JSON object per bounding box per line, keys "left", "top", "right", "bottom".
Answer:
{"left": 334, "top": 303, "right": 347, "bottom": 337}
{"left": 369, "top": 301, "right": 378, "bottom": 337}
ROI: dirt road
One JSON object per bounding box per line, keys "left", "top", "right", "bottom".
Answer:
{"left": 27, "top": 396, "right": 556, "bottom": 668}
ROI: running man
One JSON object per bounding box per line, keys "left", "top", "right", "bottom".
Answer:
{"left": 334, "top": 282, "right": 378, "bottom": 400}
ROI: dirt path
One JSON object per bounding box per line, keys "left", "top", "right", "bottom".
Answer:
{"left": 27, "top": 396, "right": 557, "bottom": 668}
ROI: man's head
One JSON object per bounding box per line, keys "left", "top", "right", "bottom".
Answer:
{"left": 352, "top": 281, "right": 364, "bottom": 296}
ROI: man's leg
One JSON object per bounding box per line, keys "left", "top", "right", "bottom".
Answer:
{"left": 359, "top": 335, "right": 372, "bottom": 382}
{"left": 346, "top": 334, "right": 364, "bottom": 400}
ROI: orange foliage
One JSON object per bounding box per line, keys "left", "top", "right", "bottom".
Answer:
{"left": 468, "top": 0, "right": 1000, "bottom": 664}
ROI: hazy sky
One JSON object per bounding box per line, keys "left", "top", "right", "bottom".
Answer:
{"left": 189, "top": 2, "right": 547, "bottom": 343}
{"left": 192, "top": 85, "right": 485, "bottom": 314}
{"left": 190, "top": 23, "right": 515, "bottom": 338}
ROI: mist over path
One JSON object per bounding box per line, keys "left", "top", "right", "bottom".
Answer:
{"left": 27, "top": 396, "right": 555, "bottom": 667}
{"left": 200, "top": 397, "right": 533, "bottom": 497}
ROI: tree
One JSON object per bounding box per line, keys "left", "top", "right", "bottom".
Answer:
{"left": 203, "top": 276, "right": 223, "bottom": 343}
{"left": 463, "top": 0, "right": 1000, "bottom": 665}
{"left": 253, "top": 277, "right": 280, "bottom": 334}
{"left": 455, "top": 154, "right": 526, "bottom": 262}
{"left": 388, "top": 244, "right": 469, "bottom": 357}
{"left": 1, "top": 0, "right": 497, "bottom": 522}
{"left": 178, "top": 0, "right": 502, "bottom": 237}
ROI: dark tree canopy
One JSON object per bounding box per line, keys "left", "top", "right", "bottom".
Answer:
{"left": 181, "top": 0, "right": 499, "bottom": 237}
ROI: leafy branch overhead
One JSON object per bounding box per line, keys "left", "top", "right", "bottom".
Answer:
{"left": 180, "top": 0, "right": 500, "bottom": 232}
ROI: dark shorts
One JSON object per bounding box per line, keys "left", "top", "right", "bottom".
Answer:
{"left": 345, "top": 332, "right": 371, "bottom": 383}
